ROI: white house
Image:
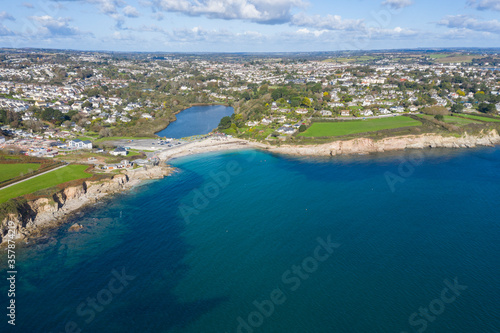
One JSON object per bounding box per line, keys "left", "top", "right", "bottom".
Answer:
{"left": 496, "top": 103, "right": 500, "bottom": 112}
{"left": 320, "top": 110, "right": 332, "bottom": 117}
{"left": 68, "top": 139, "right": 92, "bottom": 150}
{"left": 246, "top": 121, "right": 259, "bottom": 127}
{"left": 261, "top": 118, "right": 272, "bottom": 125}
{"left": 110, "top": 147, "right": 128, "bottom": 156}
{"left": 340, "top": 110, "right": 350, "bottom": 117}
{"left": 359, "top": 109, "right": 374, "bottom": 117}
{"left": 0, "top": 136, "right": 5, "bottom": 144}
{"left": 295, "top": 108, "right": 308, "bottom": 114}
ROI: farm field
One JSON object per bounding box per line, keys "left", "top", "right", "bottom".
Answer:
{"left": 0, "top": 164, "right": 92, "bottom": 204}
{"left": 0, "top": 163, "right": 41, "bottom": 183}
{"left": 418, "top": 115, "right": 480, "bottom": 125}
{"left": 459, "top": 114, "right": 500, "bottom": 122}
{"left": 298, "top": 116, "right": 422, "bottom": 137}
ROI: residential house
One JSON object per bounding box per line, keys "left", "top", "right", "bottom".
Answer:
{"left": 295, "top": 108, "right": 308, "bottom": 114}
{"left": 246, "top": 121, "right": 259, "bottom": 127}
{"left": 110, "top": 147, "right": 127, "bottom": 156}
{"left": 320, "top": 110, "right": 332, "bottom": 117}
{"left": 359, "top": 109, "right": 374, "bottom": 117}
{"left": 68, "top": 139, "right": 92, "bottom": 149}
{"left": 340, "top": 110, "right": 350, "bottom": 117}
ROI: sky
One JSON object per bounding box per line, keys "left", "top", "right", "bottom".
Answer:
{"left": 0, "top": 0, "right": 500, "bottom": 52}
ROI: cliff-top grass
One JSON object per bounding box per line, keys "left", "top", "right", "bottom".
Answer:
{"left": 0, "top": 164, "right": 92, "bottom": 204}
{"left": 0, "top": 163, "right": 41, "bottom": 183}
{"left": 298, "top": 116, "right": 422, "bottom": 137}
{"left": 459, "top": 114, "right": 500, "bottom": 123}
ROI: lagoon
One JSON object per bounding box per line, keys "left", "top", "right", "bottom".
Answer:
{"left": 156, "top": 105, "right": 234, "bottom": 138}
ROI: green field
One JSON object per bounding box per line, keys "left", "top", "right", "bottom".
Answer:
{"left": 0, "top": 163, "right": 41, "bottom": 183}
{"left": 429, "top": 53, "right": 450, "bottom": 59}
{"left": 459, "top": 114, "right": 500, "bottom": 123}
{"left": 0, "top": 165, "right": 92, "bottom": 204}
{"left": 298, "top": 117, "right": 422, "bottom": 137}
{"left": 442, "top": 116, "right": 480, "bottom": 125}
{"left": 418, "top": 115, "right": 480, "bottom": 125}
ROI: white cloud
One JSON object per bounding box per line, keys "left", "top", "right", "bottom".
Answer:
{"left": 0, "top": 25, "right": 13, "bottom": 36}
{"left": 367, "top": 26, "right": 419, "bottom": 38}
{"left": 468, "top": 0, "right": 500, "bottom": 11}
{"left": 0, "top": 11, "right": 15, "bottom": 21}
{"left": 22, "top": 2, "right": 34, "bottom": 9}
{"left": 291, "top": 13, "right": 364, "bottom": 31}
{"left": 151, "top": 12, "right": 164, "bottom": 20}
{"left": 438, "top": 15, "right": 500, "bottom": 34}
{"left": 83, "top": 0, "right": 125, "bottom": 15}
{"left": 153, "top": 0, "right": 307, "bottom": 24}
{"left": 29, "top": 15, "right": 88, "bottom": 37}
{"left": 296, "top": 28, "right": 328, "bottom": 37}
{"left": 381, "top": 0, "right": 413, "bottom": 9}
{"left": 123, "top": 5, "right": 140, "bottom": 17}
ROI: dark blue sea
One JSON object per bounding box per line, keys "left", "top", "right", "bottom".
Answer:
{"left": 1, "top": 147, "right": 500, "bottom": 333}
{"left": 156, "top": 105, "right": 234, "bottom": 138}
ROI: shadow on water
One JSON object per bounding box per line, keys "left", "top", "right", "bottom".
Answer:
{"left": 2, "top": 168, "right": 230, "bottom": 333}
{"left": 267, "top": 146, "right": 500, "bottom": 184}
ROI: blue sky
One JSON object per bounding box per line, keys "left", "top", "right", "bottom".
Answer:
{"left": 0, "top": 0, "right": 499, "bottom": 52}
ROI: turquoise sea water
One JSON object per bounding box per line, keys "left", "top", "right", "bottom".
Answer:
{"left": 156, "top": 105, "right": 234, "bottom": 138}
{"left": 1, "top": 147, "right": 500, "bottom": 333}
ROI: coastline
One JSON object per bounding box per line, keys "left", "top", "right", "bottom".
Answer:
{"left": 2, "top": 129, "right": 499, "bottom": 245}
{"left": 0, "top": 165, "right": 173, "bottom": 245}
{"left": 156, "top": 129, "right": 500, "bottom": 161}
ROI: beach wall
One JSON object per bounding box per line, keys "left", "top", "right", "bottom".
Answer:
{"left": 0, "top": 165, "right": 172, "bottom": 244}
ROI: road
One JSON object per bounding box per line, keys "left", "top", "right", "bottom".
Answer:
{"left": 0, "top": 163, "right": 68, "bottom": 190}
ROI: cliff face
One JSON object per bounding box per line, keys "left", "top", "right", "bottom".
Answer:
{"left": 0, "top": 165, "right": 172, "bottom": 244}
{"left": 269, "top": 130, "right": 500, "bottom": 157}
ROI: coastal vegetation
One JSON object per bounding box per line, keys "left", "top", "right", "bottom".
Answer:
{"left": 298, "top": 117, "right": 422, "bottom": 137}
{"left": 0, "top": 164, "right": 92, "bottom": 204}
{"left": 0, "top": 163, "right": 41, "bottom": 183}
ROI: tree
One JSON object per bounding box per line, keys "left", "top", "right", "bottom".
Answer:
{"left": 478, "top": 103, "right": 496, "bottom": 114}
{"left": 451, "top": 104, "right": 464, "bottom": 113}
{"left": 474, "top": 92, "right": 486, "bottom": 102}
{"left": 218, "top": 116, "right": 232, "bottom": 130}
{"left": 434, "top": 114, "right": 444, "bottom": 122}
{"left": 301, "top": 97, "right": 312, "bottom": 107}
{"left": 299, "top": 124, "right": 307, "bottom": 132}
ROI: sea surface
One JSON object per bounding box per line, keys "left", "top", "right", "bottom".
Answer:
{"left": 156, "top": 105, "right": 234, "bottom": 138}
{"left": 2, "top": 147, "right": 500, "bottom": 333}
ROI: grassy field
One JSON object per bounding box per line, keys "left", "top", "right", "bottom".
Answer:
{"left": 418, "top": 114, "right": 480, "bottom": 125}
{"left": 459, "top": 114, "right": 500, "bottom": 123}
{"left": 429, "top": 53, "right": 450, "bottom": 59}
{"left": 298, "top": 117, "right": 422, "bottom": 137}
{"left": 0, "top": 164, "right": 92, "bottom": 204}
{"left": 428, "top": 53, "right": 480, "bottom": 63}
{"left": 0, "top": 163, "right": 41, "bottom": 183}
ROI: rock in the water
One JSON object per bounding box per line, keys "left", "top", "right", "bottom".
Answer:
{"left": 68, "top": 223, "right": 83, "bottom": 232}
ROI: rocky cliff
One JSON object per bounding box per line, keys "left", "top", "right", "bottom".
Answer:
{"left": 0, "top": 165, "right": 172, "bottom": 244}
{"left": 268, "top": 130, "right": 500, "bottom": 157}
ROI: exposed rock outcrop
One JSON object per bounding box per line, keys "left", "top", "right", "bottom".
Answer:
{"left": 268, "top": 130, "right": 500, "bottom": 157}
{"left": 0, "top": 165, "right": 173, "bottom": 244}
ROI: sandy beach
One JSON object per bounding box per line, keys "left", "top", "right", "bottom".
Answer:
{"left": 156, "top": 137, "right": 268, "bottom": 160}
